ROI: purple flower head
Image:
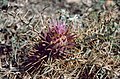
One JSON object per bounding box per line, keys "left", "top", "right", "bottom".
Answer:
{"left": 55, "top": 21, "right": 66, "bottom": 34}
{"left": 51, "top": 20, "right": 67, "bottom": 35}
{"left": 22, "top": 19, "right": 77, "bottom": 74}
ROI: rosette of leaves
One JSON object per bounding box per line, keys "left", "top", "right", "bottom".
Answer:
{"left": 22, "top": 21, "right": 77, "bottom": 74}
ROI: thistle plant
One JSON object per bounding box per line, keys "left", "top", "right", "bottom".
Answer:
{"left": 22, "top": 20, "right": 77, "bottom": 74}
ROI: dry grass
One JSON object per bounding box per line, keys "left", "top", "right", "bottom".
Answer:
{"left": 0, "top": 0, "right": 120, "bottom": 79}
